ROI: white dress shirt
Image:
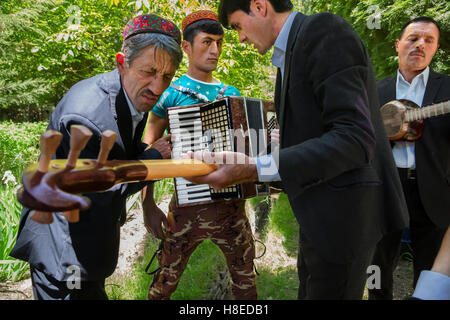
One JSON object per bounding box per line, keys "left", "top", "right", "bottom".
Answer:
{"left": 123, "top": 89, "right": 145, "bottom": 140}
{"left": 255, "top": 12, "right": 297, "bottom": 182}
{"left": 412, "top": 270, "right": 450, "bottom": 300}
{"left": 392, "top": 67, "right": 430, "bottom": 168}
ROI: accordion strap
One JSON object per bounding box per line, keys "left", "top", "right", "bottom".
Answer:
{"left": 170, "top": 82, "right": 229, "bottom": 103}
{"left": 216, "top": 84, "right": 229, "bottom": 100}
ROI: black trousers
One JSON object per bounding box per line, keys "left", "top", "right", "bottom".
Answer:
{"left": 297, "top": 229, "right": 375, "bottom": 300}
{"left": 368, "top": 168, "right": 446, "bottom": 300}
{"left": 30, "top": 266, "right": 108, "bottom": 300}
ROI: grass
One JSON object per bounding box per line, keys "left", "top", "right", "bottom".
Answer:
{"left": 106, "top": 193, "right": 300, "bottom": 300}
{"left": 106, "top": 234, "right": 227, "bottom": 300}
{"left": 254, "top": 194, "right": 299, "bottom": 300}
{"left": 266, "top": 194, "right": 299, "bottom": 256}
{"left": 256, "top": 266, "right": 299, "bottom": 300}
{"left": 0, "top": 121, "right": 46, "bottom": 281}
{"left": 0, "top": 183, "right": 29, "bottom": 281}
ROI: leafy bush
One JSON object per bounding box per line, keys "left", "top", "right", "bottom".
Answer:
{"left": 0, "top": 121, "right": 48, "bottom": 179}
{"left": 0, "top": 175, "right": 28, "bottom": 281}
{"left": 0, "top": 0, "right": 56, "bottom": 121}
{"left": 303, "top": 0, "right": 449, "bottom": 79}
{"left": 0, "top": 121, "right": 46, "bottom": 280}
{"left": 0, "top": 0, "right": 275, "bottom": 121}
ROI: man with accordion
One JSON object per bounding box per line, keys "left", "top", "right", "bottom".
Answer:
{"left": 142, "top": 10, "right": 257, "bottom": 300}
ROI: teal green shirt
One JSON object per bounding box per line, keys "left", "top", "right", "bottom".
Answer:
{"left": 151, "top": 74, "right": 240, "bottom": 119}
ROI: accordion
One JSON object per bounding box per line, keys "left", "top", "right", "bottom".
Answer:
{"left": 167, "top": 96, "right": 277, "bottom": 207}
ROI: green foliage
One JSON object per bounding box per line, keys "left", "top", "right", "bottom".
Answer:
{"left": 0, "top": 121, "right": 47, "bottom": 179}
{"left": 153, "top": 179, "right": 174, "bottom": 203}
{"left": 0, "top": 182, "right": 29, "bottom": 281}
{"left": 0, "top": 0, "right": 56, "bottom": 120}
{"left": 256, "top": 267, "right": 298, "bottom": 300}
{"left": 171, "top": 239, "right": 226, "bottom": 299}
{"left": 0, "top": 121, "right": 46, "bottom": 281}
{"left": 251, "top": 194, "right": 299, "bottom": 300}
{"left": 303, "top": 0, "right": 449, "bottom": 79}
{"left": 218, "top": 33, "right": 273, "bottom": 99}
{"left": 0, "top": 0, "right": 134, "bottom": 120}
{"left": 266, "top": 193, "right": 298, "bottom": 255}
{"left": 35, "top": 0, "right": 131, "bottom": 103}
{"left": 122, "top": 0, "right": 275, "bottom": 99}
{"left": 0, "top": 0, "right": 275, "bottom": 121}
{"left": 106, "top": 195, "right": 301, "bottom": 300}
{"left": 106, "top": 235, "right": 225, "bottom": 300}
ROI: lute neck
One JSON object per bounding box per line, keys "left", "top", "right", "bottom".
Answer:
{"left": 405, "top": 100, "right": 450, "bottom": 122}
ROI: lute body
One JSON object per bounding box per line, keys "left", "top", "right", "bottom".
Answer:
{"left": 380, "top": 99, "right": 450, "bottom": 141}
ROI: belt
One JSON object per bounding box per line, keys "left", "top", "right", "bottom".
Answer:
{"left": 398, "top": 167, "right": 416, "bottom": 180}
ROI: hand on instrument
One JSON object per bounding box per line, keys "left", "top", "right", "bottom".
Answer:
{"left": 150, "top": 134, "right": 172, "bottom": 159}
{"left": 143, "top": 199, "right": 172, "bottom": 239}
{"left": 181, "top": 150, "right": 258, "bottom": 190}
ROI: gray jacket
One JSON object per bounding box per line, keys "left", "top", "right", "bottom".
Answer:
{"left": 11, "top": 69, "right": 161, "bottom": 281}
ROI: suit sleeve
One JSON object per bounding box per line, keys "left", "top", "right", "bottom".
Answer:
{"left": 278, "top": 13, "right": 376, "bottom": 195}
{"left": 56, "top": 114, "right": 162, "bottom": 197}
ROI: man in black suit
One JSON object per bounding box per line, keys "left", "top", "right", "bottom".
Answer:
{"left": 184, "top": 0, "right": 408, "bottom": 299}
{"left": 10, "top": 14, "right": 182, "bottom": 300}
{"left": 369, "top": 17, "right": 450, "bottom": 300}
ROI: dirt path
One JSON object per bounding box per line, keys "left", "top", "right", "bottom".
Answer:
{"left": 0, "top": 199, "right": 170, "bottom": 300}
{"left": 0, "top": 198, "right": 414, "bottom": 300}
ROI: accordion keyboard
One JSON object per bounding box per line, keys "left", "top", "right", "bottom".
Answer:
{"left": 168, "top": 106, "right": 212, "bottom": 205}
{"left": 168, "top": 101, "right": 240, "bottom": 206}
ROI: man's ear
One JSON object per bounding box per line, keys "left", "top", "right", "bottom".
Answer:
{"left": 182, "top": 40, "right": 192, "bottom": 57}
{"left": 116, "top": 52, "right": 126, "bottom": 71}
{"left": 395, "top": 39, "right": 400, "bottom": 53}
{"left": 251, "top": 0, "right": 268, "bottom": 17}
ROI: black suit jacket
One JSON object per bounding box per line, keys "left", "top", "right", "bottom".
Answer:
{"left": 274, "top": 12, "right": 409, "bottom": 263}
{"left": 11, "top": 70, "right": 162, "bottom": 281}
{"left": 378, "top": 70, "right": 450, "bottom": 228}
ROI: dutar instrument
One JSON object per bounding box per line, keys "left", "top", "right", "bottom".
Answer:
{"left": 17, "top": 125, "right": 217, "bottom": 224}
{"left": 380, "top": 99, "right": 450, "bottom": 141}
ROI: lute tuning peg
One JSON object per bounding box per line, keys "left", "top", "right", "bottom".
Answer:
{"left": 62, "top": 125, "right": 93, "bottom": 223}
{"left": 31, "top": 130, "right": 63, "bottom": 224}
{"left": 97, "top": 130, "right": 118, "bottom": 166}
{"left": 66, "top": 125, "right": 93, "bottom": 168}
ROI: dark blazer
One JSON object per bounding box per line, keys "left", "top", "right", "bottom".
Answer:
{"left": 274, "top": 12, "right": 409, "bottom": 263}
{"left": 11, "top": 69, "right": 162, "bottom": 281}
{"left": 378, "top": 71, "right": 450, "bottom": 228}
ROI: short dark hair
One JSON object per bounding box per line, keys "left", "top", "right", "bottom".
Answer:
{"left": 183, "top": 19, "right": 224, "bottom": 44}
{"left": 218, "top": 0, "right": 293, "bottom": 28}
{"left": 398, "top": 16, "right": 441, "bottom": 42}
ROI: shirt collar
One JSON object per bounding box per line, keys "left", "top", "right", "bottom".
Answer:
{"left": 271, "top": 11, "right": 297, "bottom": 69}
{"left": 123, "top": 88, "right": 144, "bottom": 121}
{"left": 397, "top": 66, "right": 430, "bottom": 88}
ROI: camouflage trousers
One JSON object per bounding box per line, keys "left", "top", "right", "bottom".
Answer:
{"left": 147, "top": 197, "right": 257, "bottom": 300}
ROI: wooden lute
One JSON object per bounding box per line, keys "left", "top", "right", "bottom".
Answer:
{"left": 17, "top": 125, "right": 217, "bottom": 224}
{"left": 380, "top": 99, "right": 450, "bottom": 141}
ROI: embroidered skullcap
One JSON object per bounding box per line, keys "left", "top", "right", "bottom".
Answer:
{"left": 123, "top": 14, "right": 181, "bottom": 44}
{"left": 182, "top": 10, "right": 219, "bottom": 33}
